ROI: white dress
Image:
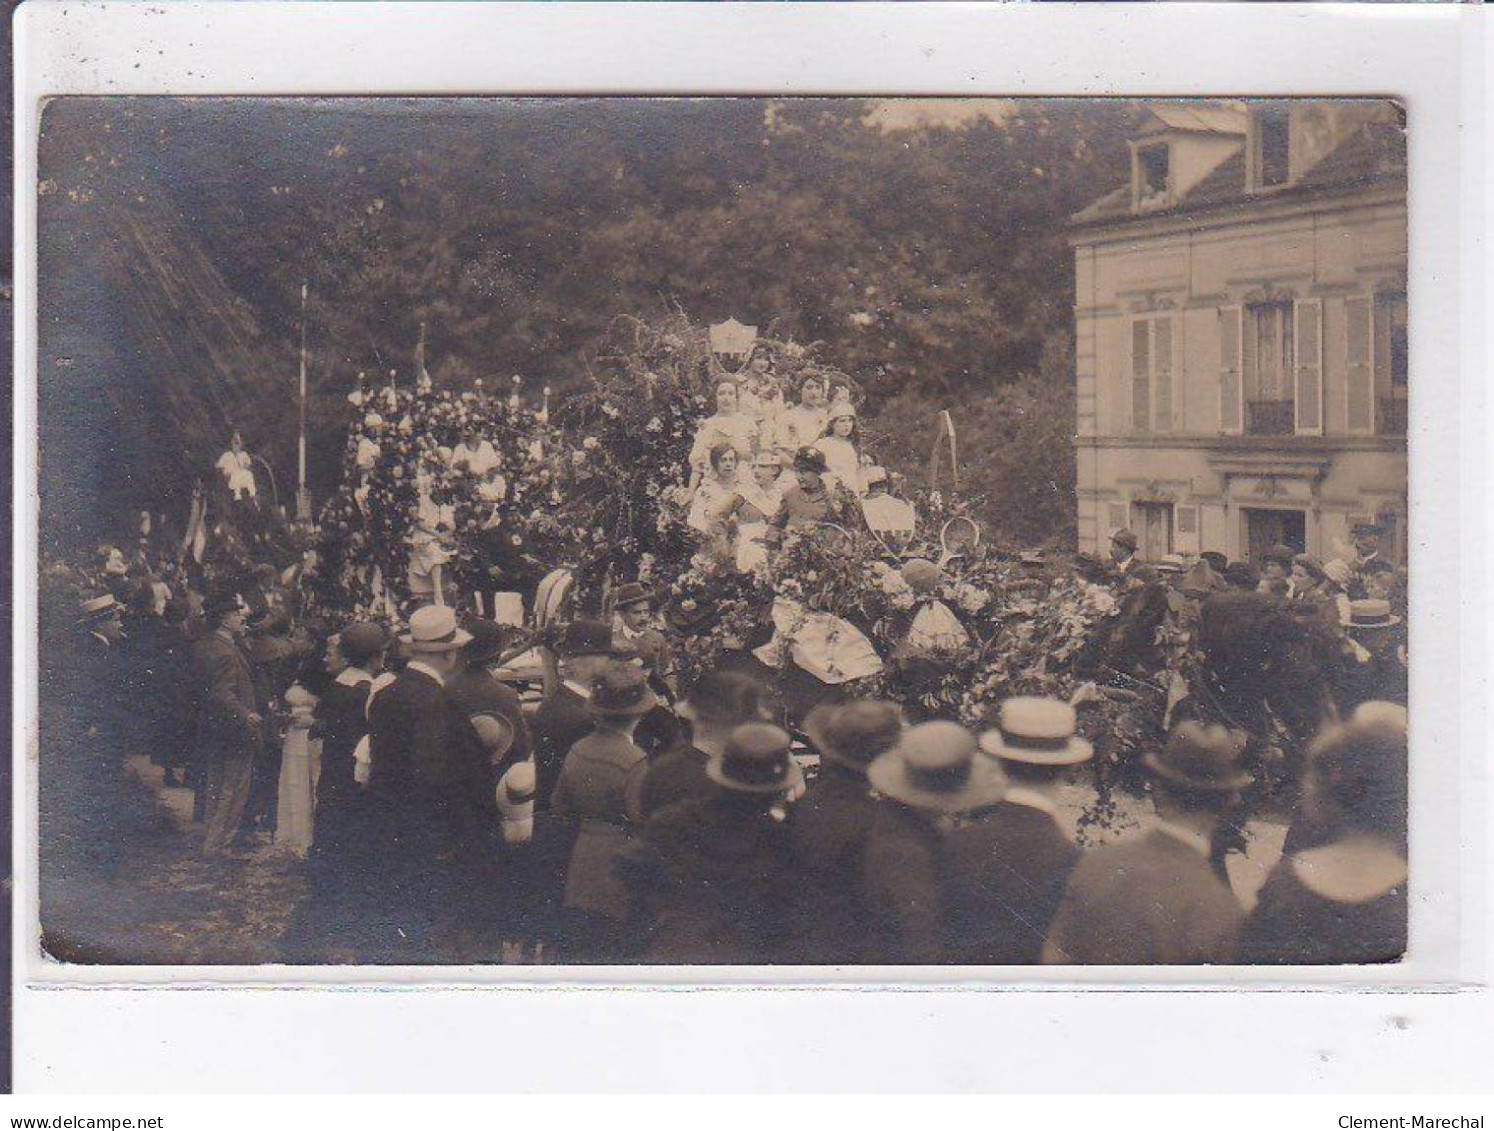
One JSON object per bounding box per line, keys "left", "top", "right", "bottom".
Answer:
{"left": 753, "top": 598, "right": 884, "bottom": 685}
{"left": 215, "top": 450, "right": 258, "bottom": 500}
{"left": 733, "top": 481, "right": 783, "bottom": 573}
{"left": 452, "top": 439, "right": 501, "bottom": 477}
{"left": 688, "top": 412, "right": 758, "bottom": 475}
{"left": 781, "top": 404, "right": 828, "bottom": 453}
{"left": 814, "top": 435, "right": 864, "bottom": 496}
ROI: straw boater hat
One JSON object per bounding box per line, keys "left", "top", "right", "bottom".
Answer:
{"left": 399, "top": 604, "right": 472, "bottom": 653}
{"left": 1347, "top": 599, "right": 1401, "bottom": 631}
{"left": 867, "top": 720, "right": 1006, "bottom": 815}
{"left": 979, "top": 697, "right": 1093, "bottom": 767}
{"left": 1142, "top": 721, "right": 1253, "bottom": 793}
{"left": 1155, "top": 554, "right": 1187, "bottom": 575}
{"left": 805, "top": 700, "right": 905, "bottom": 772}
{"left": 77, "top": 593, "right": 120, "bottom": 625}
{"left": 706, "top": 723, "right": 805, "bottom": 796}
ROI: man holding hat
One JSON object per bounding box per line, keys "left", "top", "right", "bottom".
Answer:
{"left": 190, "top": 587, "right": 263, "bottom": 856}
{"left": 861, "top": 720, "right": 1008, "bottom": 963}
{"left": 446, "top": 619, "right": 532, "bottom": 777}
{"left": 786, "top": 700, "right": 906, "bottom": 963}
{"left": 1044, "top": 721, "right": 1250, "bottom": 964}
{"left": 946, "top": 698, "right": 1089, "bottom": 964}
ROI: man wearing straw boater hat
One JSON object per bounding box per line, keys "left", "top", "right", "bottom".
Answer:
{"left": 942, "top": 698, "right": 1089, "bottom": 964}
{"left": 365, "top": 604, "right": 498, "bottom": 954}
{"left": 786, "top": 700, "right": 906, "bottom": 963}
{"left": 1339, "top": 598, "right": 1407, "bottom": 709}
{"left": 859, "top": 720, "right": 1007, "bottom": 963}
{"left": 1043, "top": 720, "right": 1251, "bottom": 965}
{"left": 641, "top": 723, "right": 805, "bottom": 963}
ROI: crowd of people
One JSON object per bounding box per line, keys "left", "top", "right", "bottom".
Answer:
{"left": 39, "top": 483, "right": 1409, "bottom": 964}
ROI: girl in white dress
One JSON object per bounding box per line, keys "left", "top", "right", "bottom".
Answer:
{"left": 215, "top": 430, "right": 258, "bottom": 501}
{"left": 814, "top": 402, "right": 865, "bottom": 496}
{"left": 687, "top": 381, "right": 758, "bottom": 497}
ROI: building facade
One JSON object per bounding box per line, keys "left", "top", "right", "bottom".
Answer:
{"left": 1070, "top": 101, "right": 1407, "bottom": 565}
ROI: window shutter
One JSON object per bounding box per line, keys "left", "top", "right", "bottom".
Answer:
{"left": 1294, "top": 298, "right": 1323, "bottom": 435}
{"left": 1131, "top": 319, "right": 1151, "bottom": 434}
{"left": 1219, "top": 306, "right": 1243, "bottom": 434}
{"left": 1153, "top": 316, "right": 1173, "bottom": 433}
{"left": 1345, "top": 295, "right": 1375, "bottom": 434}
{"left": 1175, "top": 504, "right": 1200, "bottom": 552}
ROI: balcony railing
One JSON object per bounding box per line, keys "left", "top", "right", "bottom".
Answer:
{"left": 1245, "top": 399, "right": 1295, "bottom": 437}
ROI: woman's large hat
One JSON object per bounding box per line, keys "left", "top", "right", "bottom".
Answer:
{"left": 805, "top": 700, "right": 904, "bottom": 771}
{"left": 706, "top": 723, "right": 805, "bottom": 796}
{"left": 792, "top": 447, "right": 828, "bottom": 475}
{"left": 867, "top": 721, "right": 1006, "bottom": 815}
{"left": 1142, "top": 721, "right": 1253, "bottom": 793}
{"left": 979, "top": 697, "right": 1093, "bottom": 767}
{"left": 399, "top": 604, "right": 472, "bottom": 653}
{"left": 1347, "top": 599, "right": 1401, "bottom": 631}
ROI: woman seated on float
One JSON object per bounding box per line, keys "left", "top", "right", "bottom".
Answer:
{"left": 721, "top": 450, "right": 787, "bottom": 572}
{"left": 687, "top": 442, "right": 748, "bottom": 557}
{"left": 687, "top": 380, "right": 758, "bottom": 498}
{"left": 773, "top": 447, "right": 834, "bottom": 530}
{"left": 813, "top": 401, "right": 865, "bottom": 496}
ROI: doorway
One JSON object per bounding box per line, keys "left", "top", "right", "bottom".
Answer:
{"left": 1132, "top": 502, "right": 1174, "bottom": 561}
{"left": 1243, "top": 507, "right": 1306, "bottom": 565}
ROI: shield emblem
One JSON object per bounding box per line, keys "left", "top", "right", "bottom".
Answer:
{"left": 709, "top": 317, "right": 759, "bottom": 359}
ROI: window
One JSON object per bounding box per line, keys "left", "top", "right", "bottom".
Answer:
{"left": 1374, "top": 292, "right": 1408, "bottom": 435}
{"left": 1251, "top": 106, "right": 1292, "bottom": 190}
{"left": 1244, "top": 302, "right": 1295, "bottom": 435}
{"left": 1133, "top": 502, "right": 1174, "bottom": 561}
{"left": 1134, "top": 143, "right": 1170, "bottom": 208}
{"left": 1130, "top": 315, "right": 1174, "bottom": 434}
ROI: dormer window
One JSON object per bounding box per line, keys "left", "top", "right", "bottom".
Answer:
{"left": 1248, "top": 105, "right": 1292, "bottom": 191}
{"left": 1133, "top": 142, "right": 1171, "bottom": 210}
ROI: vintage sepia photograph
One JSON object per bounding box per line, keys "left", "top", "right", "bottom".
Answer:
{"left": 34, "top": 95, "right": 1409, "bottom": 969}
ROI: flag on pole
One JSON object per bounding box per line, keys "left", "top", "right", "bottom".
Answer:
{"left": 191, "top": 494, "right": 209, "bottom": 564}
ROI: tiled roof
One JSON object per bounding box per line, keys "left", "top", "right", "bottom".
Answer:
{"left": 1072, "top": 119, "right": 1406, "bottom": 228}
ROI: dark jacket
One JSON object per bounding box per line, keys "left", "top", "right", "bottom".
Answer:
{"left": 189, "top": 629, "right": 260, "bottom": 756}
{"left": 638, "top": 739, "right": 718, "bottom": 819}
{"left": 640, "top": 795, "right": 798, "bottom": 964}
{"left": 530, "top": 684, "right": 593, "bottom": 811}
{"left": 1044, "top": 828, "right": 1244, "bottom": 964}
{"left": 446, "top": 665, "right": 533, "bottom": 774}
{"left": 551, "top": 728, "right": 650, "bottom": 922}
{"left": 784, "top": 765, "right": 891, "bottom": 964}
{"left": 942, "top": 798, "right": 1079, "bottom": 965}
{"left": 367, "top": 665, "right": 495, "bottom": 856}
{"left": 1237, "top": 853, "right": 1406, "bottom": 965}
{"left": 313, "top": 674, "right": 373, "bottom": 850}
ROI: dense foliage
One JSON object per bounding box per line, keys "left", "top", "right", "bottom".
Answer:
{"left": 38, "top": 97, "right": 1141, "bottom": 554}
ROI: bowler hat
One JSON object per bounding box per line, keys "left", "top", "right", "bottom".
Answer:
{"left": 706, "top": 723, "right": 805, "bottom": 796}
{"left": 979, "top": 697, "right": 1093, "bottom": 767}
{"left": 1156, "top": 554, "right": 1188, "bottom": 575}
{"left": 1142, "top": 721, "right": 1253, "bottom": 793}
{"left": 1352, "top": 520, "right": 1384, "bottom": 538}
{"left": 1110, "top": 529, "right": 1138, "bottom": 553}
{"left": 792, "top": 447, "right": 828, "bottom": 475}
{"left": 805, "top": 700, "right": 904, "bottom": 771}
{"left": 588, "top": 662, "right": 658, "bottom": 718}
{"left": 339, "top": 621, "right": 390, "bottom": 667}
{"left": 459, "top": 618, "right": 519, "bottom": 667}
{"left": 612, "top": 582, "right": 654, "bottom": 611}
{"left": 561, "top": 619, "right": 620, "bottom": 658}
{"left": 399, "top": 604, "right": 472, "bottom": 653}
{"left": 1223, "top": 562, "right": 1261, "bottom": 590}
{"left": 868, "top": 721, "right": 1006, "bottom": 815}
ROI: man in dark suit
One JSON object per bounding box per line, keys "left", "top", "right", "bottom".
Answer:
{"left": 366, "top": 604, "right": 494, "bottom": 955}
{"left": 529, "top": 620, "right": 624, "bottom": 809}
{"left": 1043, "top": 721, "right": 1251, "bottom": 965}
{"left": 190, "top": 589, "right": 262, "bottom": 856}
{"left": 948, "top": 697, "right": 1088, "bottom": 964}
